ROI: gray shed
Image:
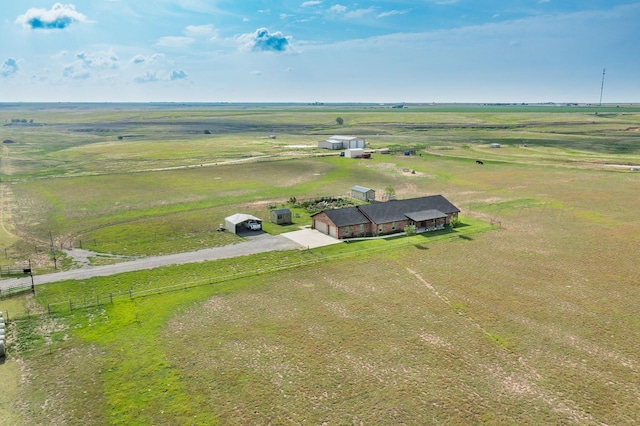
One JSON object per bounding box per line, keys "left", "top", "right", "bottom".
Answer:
{"left": 351, "top": 185, "right": 375, "bottom": 202}
{"left": 270, "top": 208, "right": 292, "bottom": 225}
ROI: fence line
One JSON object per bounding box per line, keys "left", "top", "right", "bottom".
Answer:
{"left": 0, "top": 283, "right": 32, "bottom": 300}
{"left": 6, "top": 223, "right": 497, "bottom": 319}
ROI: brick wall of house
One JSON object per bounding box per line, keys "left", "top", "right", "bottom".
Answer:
{"left": 374, "top": 219, "right": 411, "bottom": 235}
{"left": 338, "top": 222, "right": 372, "bottom": 239}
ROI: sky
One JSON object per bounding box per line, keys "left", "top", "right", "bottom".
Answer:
{"left": 1, "top": 1, "right": 638, "bottom": 103}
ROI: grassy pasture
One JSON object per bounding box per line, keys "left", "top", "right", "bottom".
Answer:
{"left": 2, "top": 104, "right": 640, "bottom": 423}
{"left": 7, "top": 165, "right": 640, "bottom": 423}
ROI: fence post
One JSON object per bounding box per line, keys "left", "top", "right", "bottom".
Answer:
{"left": 69, "top": 300, "right": 73, "bottom": 312}
{"left": 110, "top": 293, "right": 113, "bottom": 304}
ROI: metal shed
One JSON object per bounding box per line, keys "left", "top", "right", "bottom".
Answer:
{"left": 318, "top": 136, "right": 366, "bottom": 150}
{"left": 224, "top": 213, "right": 262, "bottom": 234}
{"left": 270, "top": 208, "right": 292, "bottom": 225}
{"left": 351, "top": 185, "right": 376, "bottom": 202}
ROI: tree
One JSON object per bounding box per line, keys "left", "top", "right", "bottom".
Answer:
{"left": 336, "top": 117, "right": 344, "bottom": 125}
{"left": 405, "top": 224, "right": 417, "bottom": 241}
{"left": 383, "top": 185, "right": 396, "bottom": 201}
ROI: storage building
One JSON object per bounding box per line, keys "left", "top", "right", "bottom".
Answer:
{"left": 351, "top": 185, "right": 376, "bottom": 202}
{"left": 270, "top": 208, "right": 292, "bottom": 225}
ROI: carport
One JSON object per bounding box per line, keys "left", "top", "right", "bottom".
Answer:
{"left": 224, "top": 213, "right": 262, "bottom": 235}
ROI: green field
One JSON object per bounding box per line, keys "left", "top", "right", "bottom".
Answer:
{"left": 1, "top": 104, "right": 640, "bottom": 424}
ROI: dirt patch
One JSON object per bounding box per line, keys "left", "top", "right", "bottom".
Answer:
{"left": 363, "top": 162, "right": 435, "bottom": 178}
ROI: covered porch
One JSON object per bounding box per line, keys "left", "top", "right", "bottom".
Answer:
{"left": 405, "top": 209, "right": 448, "bottom": 232}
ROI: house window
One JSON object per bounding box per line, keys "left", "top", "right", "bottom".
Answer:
{"left": 392, "top": 221, "right": 396, "bottom": 230}
{"left": 359, "top": 224, "right": 364, "bottom": 232}
{"left": 277, "top": 214, "right": 282, "bottom": 220}
{"left": 378, "top": 224, "right": 383, "bottom": 233}
{"left": 344, "top": 227, "right": 349, "bottom": 234}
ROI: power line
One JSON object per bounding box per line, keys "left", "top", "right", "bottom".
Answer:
{"left": 599, "top": 68, "right": 606, "bottom": 106}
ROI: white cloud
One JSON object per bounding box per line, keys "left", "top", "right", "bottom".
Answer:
{"left": 377, "top": 10, "right": 409, "bottom": 19}
{"left": 345, "top": 7, "right": 376, "bottom": 19}
{"left": 185, "top": 24, "right": 218, "bottom": 39}
{"left": 134, "top": 70, "right": 188, "bottom": 83}
{"left": 301, "top": 1, "right": 322, "bottom": 6}
{"left": 61, "top": 50, "right": 119, "bottom": 80}
{"left": 1, "top": 58, "right": 19, "bottom": 77}
{"left": 16, "top": 3, "right": 90, "bottom": 30}
{"left": 170, "top": 70, "right": 188, "bottom": 80}
{"left": 327, "top": 4, "right": 375, "bottom": 18}
{"left": 329, "top": 4, "right": 347, "bottom": 13}
{"left": 237, "top": 28, "right": 292, "bottom": 52}
{"left": 156, "top": 36, "right": 196, "bottom": 48}
{"left": 130, "top": 54, "right": 164, "bottom": 65}
{"left": 134, "top": 71, "right": 159, "bottom": 83}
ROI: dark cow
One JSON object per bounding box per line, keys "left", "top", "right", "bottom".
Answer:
{"left": 476, "top": 160, "right": 484, "bottom": 165}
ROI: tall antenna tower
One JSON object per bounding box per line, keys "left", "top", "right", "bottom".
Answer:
{"left": 599, "top": 68, "right": 606, "bottom": 106}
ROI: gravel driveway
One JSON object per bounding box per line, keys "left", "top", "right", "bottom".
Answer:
{"left": 0, "top": 234, "right": 301, "bottom": 290}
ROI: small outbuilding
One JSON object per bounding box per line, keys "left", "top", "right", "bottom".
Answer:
{"left": 345, "top": 148, "right": 364, "bottom": 158}
{"left": 351, "top": 185, "right": 376, "bottom": 202}
{"left": 270, "top": 208, "right": 292, "bottom": 225}
{"left": 224, "top": 213, "right": 263, "bottom": 234}
{"left": 490, "top": 143, "right": 501, "bottom": 148}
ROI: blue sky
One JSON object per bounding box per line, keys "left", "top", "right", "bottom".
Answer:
{"left": 1, "top": 1, "right": 638, "bottom": 103}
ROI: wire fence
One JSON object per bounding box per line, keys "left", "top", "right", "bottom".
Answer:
{"left": 0, "top": 282, "right": 33, "bottom": 300}
{"left": 3, "top": 221, "right": 497, "bottom": 320}
{"left": 42, "top": 255, "right": 329, "bottom": 316}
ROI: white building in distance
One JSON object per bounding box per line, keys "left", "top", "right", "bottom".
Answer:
{"left": 318, "top": 135, "right": 365, "bottom": 150}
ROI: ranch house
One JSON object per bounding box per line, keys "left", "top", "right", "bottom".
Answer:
{"left": 311, "top": 195, "right": 460, "bottom": 239}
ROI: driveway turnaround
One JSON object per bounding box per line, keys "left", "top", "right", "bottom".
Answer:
{"left": 280, "top": 228, "right": 343, "bottom": 249}
{"left": 0, "top": 234, "right": 301, "bottom": 290}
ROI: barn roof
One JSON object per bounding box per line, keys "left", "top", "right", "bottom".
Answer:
{"left": 358, "top": 195, "right": 459, "bottom": 224}
{"left": 351, "top": 185, "right": 373, "bottom": 193}
{"left": 271, "top": 208, "right": 291, "bottom": 215}
{"left": 329, "top": 135, "right": 360, "bottom": 141}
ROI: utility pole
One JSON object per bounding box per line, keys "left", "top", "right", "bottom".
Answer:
{"left": 25, "top": 259, "right": 35, "bottom": 295}
{"left": 599, "top": 68, "right": 606, "bottom": 106}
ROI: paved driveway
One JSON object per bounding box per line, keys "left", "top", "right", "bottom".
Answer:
{"left": 0, "top": 234, "right": 301, "bottom": 290}
{"left": 0, "top": 230, "right": 342, "bottom": 291}
{"left": 280, "top": 228, "right": 342, "bottom": 249}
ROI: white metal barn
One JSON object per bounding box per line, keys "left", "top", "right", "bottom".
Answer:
{"left": 224, "top": 213, "right": 262, "bottom": 234}
{"left": 318, "top": 135, "right": 366, "bottom": 150}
